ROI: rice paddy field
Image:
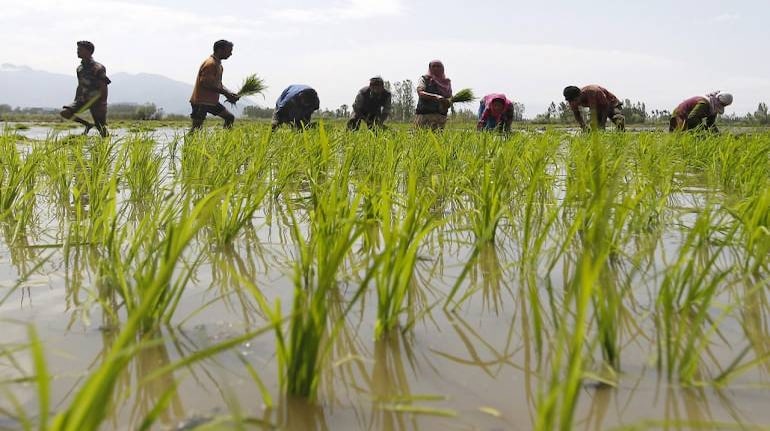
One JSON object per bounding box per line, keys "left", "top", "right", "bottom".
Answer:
{"left": 2, "top": 123, "right": 770, "bottom": 430}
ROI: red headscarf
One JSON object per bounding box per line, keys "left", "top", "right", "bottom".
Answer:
{"left": 428, "top": 60, "right": 452, "bottom": 96}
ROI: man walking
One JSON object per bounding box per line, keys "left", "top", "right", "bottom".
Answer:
{"left": 189, "top": 40, "right": 240, "bottom": 131}
{"left": 60, "top": 41, "right": 110, "bottom": 137}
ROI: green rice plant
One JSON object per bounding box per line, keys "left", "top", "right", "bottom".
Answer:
{"left": 0, "top": 135, "right": 41, "bottom": 223}
{"left": 124, "top": 134, "right": 164, "bottom": 208}
{"left": 654, "top": 204, "right": 739, "bottom": 384}
{"left": 66, "top": 138, "right": 125, "bottom": 245}
{"left": 180, "top": 128, "right": 256, "bottom": 196}
{"left": 96, "top": 187, "right": 223, "bottom": 331}
{"left": 468, "top": 158, "right": 509, "bottom": 246}
{"left": 207, "top": 132, "right": 271, "bottom": 246}
{"left": 534, "top": 219, "right": 597, "bottom": 431}
{"left": 253, "top": 146, "right": 368, "bottom": 399}
{"left": 236, "top": 74, "right": 267, "bottom": 98}
{"left": 450, "top": 88, "right": 475, "bottom": 104}
{"left": 46, "top": 190, "right": 226, "bottom": 430}
{"left": 373, "top": 171, "right": 438, "bottom": 339}
{"left": 728, "top": 187, "right": 770, "bottom": 274}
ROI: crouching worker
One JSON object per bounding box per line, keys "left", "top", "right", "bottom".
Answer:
{"left": 271, "top": 85, "right": 320, "bottom": 130}
{"left": 477, "top": 93, "right": 514, "bottom": 132}
{"left": 347, "top": 76, "right": 392, "bottom": 131}
{"left": 669, "top": 92, "right": 733, "bottom": 133}
{"left": 60, "top": 40, "right": 110, "bottom": 137}
{"left": 563, "top": 85, "right": 625, "bottom": 131}
{"left": 189, "top": 39, "right": 240, "bottom": 132}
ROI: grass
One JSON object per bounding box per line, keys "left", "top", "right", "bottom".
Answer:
{"left": 1, "top": 124, "right": 770, "bottom": 429}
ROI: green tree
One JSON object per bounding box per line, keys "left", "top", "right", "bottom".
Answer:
{"left": 754, "top": 102, "right": 769, "bottom": 125}
{"left": 243, "top": 105, "right": 274, "bottom": 119}
{"left": 392, "top": 79, "right": 415, "bottom": 122}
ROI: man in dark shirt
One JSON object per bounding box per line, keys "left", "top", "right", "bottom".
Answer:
{"left": 563, "top": 84, "right": 625, "bottom": 131}
{"left": 60, "top": 41, "right": 111, "bottom": 137}
{"left": 271, "top": 85, "right": 320, "bottom": 130}
{"left": 347, "top": 76, "right": 392, "bottom": 131}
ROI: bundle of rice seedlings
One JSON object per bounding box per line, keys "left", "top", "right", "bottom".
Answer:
{"left": 236, "top": 74, "right": 267, "bottom": 97}
{"left": 450, "top": 88, "right": 475, "bottom": 104}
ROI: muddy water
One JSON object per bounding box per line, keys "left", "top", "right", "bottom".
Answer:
{"left": 2, "top": 128, "right": 770, "bottom": 430}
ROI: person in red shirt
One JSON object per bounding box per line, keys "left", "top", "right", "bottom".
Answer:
{"left": 563, "top": 85, "right": 625, "bottom": 131}
{"left": 189, "top": 40, "right": 240, "bottom": 131}
{"left": 669, "top": 92, "right": 733, "bottom": 133}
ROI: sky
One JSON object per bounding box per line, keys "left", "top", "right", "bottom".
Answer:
{"left": 2, "top": 0, "right": 769, "bottom": 117}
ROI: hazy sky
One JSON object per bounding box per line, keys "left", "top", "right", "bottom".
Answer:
{"left": 2, "top": 0, "right": 769, "bottom": 116}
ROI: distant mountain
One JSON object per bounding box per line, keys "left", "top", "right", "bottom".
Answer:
{"left": 0, "top": 63, "right": 255, "bottom": 115}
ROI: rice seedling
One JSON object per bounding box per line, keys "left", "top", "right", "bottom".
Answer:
{"left": 450, "top": 88, "right": 475, "bottom": 104}
{"left": 251, "top": 137, "right": 369, "bottom": 400}
{"left": 373, "top": 171, "right": 438, "bottom": 339}
{"left": 236, "top": 74, "right": 267, "bottom": 98}
{"left": 96, "top": 188, "right": 223, "bottom": 330}
{"left": 0, "top": 135, "right": 41, "bottom": 225}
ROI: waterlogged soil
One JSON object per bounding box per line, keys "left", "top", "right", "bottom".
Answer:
{"left": 2, "top": 126, "right": 770, "bottom": 430}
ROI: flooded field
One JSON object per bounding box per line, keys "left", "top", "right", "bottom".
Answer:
{"left": 1, "top": 124, "right": 770, "bottom": 430}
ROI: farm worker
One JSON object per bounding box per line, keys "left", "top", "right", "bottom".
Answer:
{"left": 477, "top": 93, "right": 514, "bottom": 132}
{"left": 59, "top": 40, "right": 110, "bottom": 137}
{"left": 415, "top": 60, "right": 453, "bottom": 130}
{"left": 563, "top": 85, "right": 625, "bottom": 131}
{"left": 347, "top": 76, "right": 392, "bottom": 131}
{"left": 669, "top": 92, "right": 733, "bottom": 133}
{"left": 189, "top": 39, "right": 240, "bottom": 132}
{"left": 271, "top": 85, "right": 320, "bottom": 130}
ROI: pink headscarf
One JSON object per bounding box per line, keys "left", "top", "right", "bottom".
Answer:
{"left": 428, "top": 60, "right": 452, "bottom": 96}
{"left": 482, "top": 93, "right": 513, "bottom": 121}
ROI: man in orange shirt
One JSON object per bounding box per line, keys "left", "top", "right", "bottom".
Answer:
{"left": 563, "top": 84, "right": 625, "bottom": 131}
{"left": 189, "top": 39, "right": 240, "bottom": 131}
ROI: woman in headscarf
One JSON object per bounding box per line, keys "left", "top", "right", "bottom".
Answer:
{"left": 477, "top": 93, "right": 515, "bottom": 132}
{"left": 669, "top": 91, "right": 733, "bottom": 133}
{"left": 415, "top": 60, "right": 453, "bottom": 130}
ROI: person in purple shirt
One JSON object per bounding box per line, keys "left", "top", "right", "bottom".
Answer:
{"left": 669, "top": 92, "right": 733, "bottom": 133}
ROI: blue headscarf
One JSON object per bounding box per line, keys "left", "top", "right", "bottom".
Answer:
{"left": 276, "top": 85, "right": 318, "bottom": 110}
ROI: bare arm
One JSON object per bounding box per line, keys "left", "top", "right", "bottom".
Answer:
{"left": 570, "top": 102, "right": 586, "bottom": 129}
